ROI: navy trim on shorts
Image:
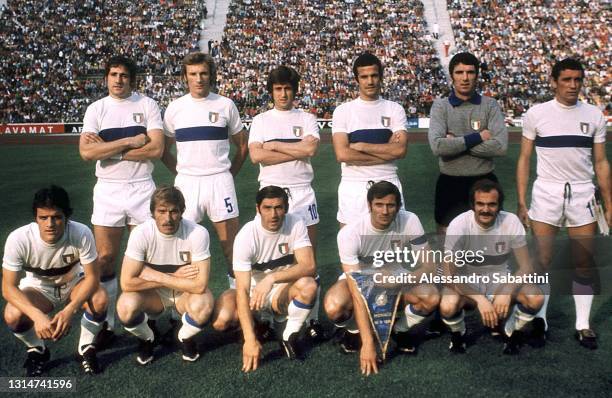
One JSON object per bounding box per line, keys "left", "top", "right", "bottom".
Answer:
{"left": 348, "top": 129, "right": 392, "bottom": 144}
{"left": 176, "top": 126, "right": 229, "bottom": 141}
{"left": 99, "top": 125, "right": 147, "bottom": 142}
{"left": 535, "top": 135, "right": 592, "bottom": 148}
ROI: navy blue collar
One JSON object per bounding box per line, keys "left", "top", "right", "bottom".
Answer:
{"left": 448, "top": 89, "right": 481, "bottom": 106}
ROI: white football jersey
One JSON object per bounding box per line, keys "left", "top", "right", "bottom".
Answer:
{"left": 233, "top": 213, "right": 311, "bottom": 280}
{"left": 164, "top": 93, "right": 244, "bottom": 176}
{"left": 332, "top": 97, "right": 407, "bottom": 181}
{"left": 249, "top": 108, "right": 319, "bottom": 187}
{"left": 82, "top": 93, "right": 163, "bottom": 182}
{"left": 522, "top": 99, "right": 606, "bottom": 183}
{"left": 125, "top": 218, "right": 211, "bottom": 273}
{"left": 3, "top": 220, "right": 97, "bottom": 286}
{"left": 338, "top": 210, "right": 427, "bottom": 267}
{"left": 445, "top": 210, "right": 526, "bottom": 273}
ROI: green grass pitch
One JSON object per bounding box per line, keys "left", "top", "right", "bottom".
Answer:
{"left": 0, "top": 140, "right": 610, "bottom": 397}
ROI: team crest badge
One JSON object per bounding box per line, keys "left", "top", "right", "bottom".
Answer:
{"left": 133, "top": 113, "right": 144, "bottom": 124}
{"left": 580, "top": 122, "right": 589, "bottom": 135}
{"left": 292, "top": 126, "right": 303, "bottom": 137}
{"left": 62, "top": 254, "right": 75, "bottom": 264}
{"left": 179, "top": 251, "right": 192, "bottom": 263}
{"left": 495, "top": 242, "right": 506, "bottom": 254}
{"left": 209, "top": 112, "right": 219, "bottom": 123}
{"left": 471, "top": 119, "right": 481, "bottom": 131}
{"left": 381, "top": 116, "right": 391, "bottom": 127}
{"left": 391, "top": 240, "right": 401, "bottom": 250}
{"left": 278, "top": 243, "right": 289, "bottom": 255}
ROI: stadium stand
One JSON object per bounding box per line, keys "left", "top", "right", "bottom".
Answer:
{"left": 216, "top": 0, "right": 446, "bottom": 118}
{"left": 0, "top": 0, "right": 201, "bottom": 123}
{"left": 0, "top": 0, "right": 609, "bottom": 123}
{"left": 447, "top": 0, "right": 611, "bottom": 118}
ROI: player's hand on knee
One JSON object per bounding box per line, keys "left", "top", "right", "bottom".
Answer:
{"left": 50, "top": 309, "right": 72, "bottom": 341}
{"left": 242, "top": 339, "right": 262, "bottom": 372}
{"left": 476, "top": 299, "right": 497, "bottom": 328}
{"left": 250, "top": 277, "right": 273, "bottom": 311}
{"left": 492, "top": 294, "right": 511, "bottom": 319}
{"left": 33, "top": 314, "right": 54, "bottom": 340}
{"left": 359, "top": 344, "right": 379, "bottom": 376}
{"left": 173, "top": 265, "right": 199, "bottom": 279}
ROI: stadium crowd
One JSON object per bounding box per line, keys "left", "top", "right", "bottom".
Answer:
{"left": 0, "top": 0, "right": 201, "bottom": 123}
{"left": 216, "top": 0, "right": 446, "bottom": 118}
{"left": 1, "top": 0, "right": 610, "bottom": 123}
{"left": 448, "top": 0, "right": 611, "bottom": 117}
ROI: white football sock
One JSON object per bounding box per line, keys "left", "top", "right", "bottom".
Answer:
{"left": 283, "top": 299, "right": 312, "bottom": 340}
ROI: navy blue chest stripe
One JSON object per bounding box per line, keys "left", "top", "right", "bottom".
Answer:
{"left": 465, "top": 253, "right": 509, "bottom": 267}
{"left": 348, "top": 129, "right": 392, "bottom": 144}
{"left": 535, "top": 135, "right": 592, "bottom": 148}
{"left": 147, "top": 263, "right": 182, "bottom": 274}
{"left": 252, "top": 254, "right": 295, "bottom": 272}
{"left": 265, "top": 138, "right": 301, "bottom": 143}
{"left": 411, "top": 235, "right": 428, "bottom": 246}
{"left": 22, "top": 259, "right": 79, "bottom": 277}
{"left": 176, "top": 126, "right": 228, "bottom": 142}
{"left": 99, "top": 126, "right": 146, "bottom": 142}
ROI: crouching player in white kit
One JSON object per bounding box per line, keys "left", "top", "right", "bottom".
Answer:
{"left": 234, "top": 186, "right": 318, "bottom": 371}
{"left": 440, "top": 180, "right": 544, "bottom": 355}
{"left": 248, "top": 65, "right": 323, "bottom": 340}
{"left": 324, "top": 181, "right": 439, "bottom": 376}
{"left": 117, "top": 186, "right": 213, "bottom": 365}
{"left": 2, "top": 186, "right": 108, "bottom": 376}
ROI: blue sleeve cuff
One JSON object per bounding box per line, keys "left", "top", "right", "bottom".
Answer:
{"left": 464, "top": 132, "right": 483, "bottom": 149}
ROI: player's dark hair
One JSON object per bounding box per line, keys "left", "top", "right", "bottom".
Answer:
{"left": 256, "top": 186, "right": 289, "bottom": 212}
{"left": 551, "top": 58, "right": 584, "bottom": 81}
{"left": 469, "top": 179, "right": 504, "bottom": 209}
{"left": 449, "top": 52, "right": 480, "bottom": 76}
{"left": 182, "top": 52, "right": 217, "bottom": 88}
{"left": 352, "top": 52, "right": 383, "bottom": 81}
{"left": 266, "top": 65, "right": 300, "bottom": 94}
{"left": 32, "top": 185, "right": 73, "bottom": 218}
{"left": 104, "top": 55, "right": 138, "bottom": 88}
{"left": 150, "top": 185, "right": 186, "bottom": 214}
{"left": 367, "top": 181, "right": 401, "bottom": 208}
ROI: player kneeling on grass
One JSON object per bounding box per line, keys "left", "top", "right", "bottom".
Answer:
{"left": 117, "top": 186, "right": 213, "bottom": 365}
{"left": 440, "top": 179, "right": 544, "bottom": 355}
{"left": 324, "top": 181, "right": 439, "bottom": 376}
{"left": 233, "top": 186, "right": 317, "bottom": 372}
{"left": 2, "top": 185, "right": 108, "bottom": 376}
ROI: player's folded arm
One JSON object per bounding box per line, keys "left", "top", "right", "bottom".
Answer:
{"left": 332, "top": 132, "right": 385, "bottom": 164}
{"left": 123, "top": 129, "right": 165, "bottom": 161}
{"left": 469, "top": 105, "right": 508, "bottom": 158}
{"left": 119, "top": 256, "right": 163, "bottom": 292}
{"left": 78, "top": 131, "right": 132, "bottom": 161}
{"left": 272, "top": 136, "right": 320, "bottom": 158}
{"left": 248, "top": 142, "right": 294, "bottom": 165}
{"left": 428, "top": 101, "right": 467, "bottom": 157}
